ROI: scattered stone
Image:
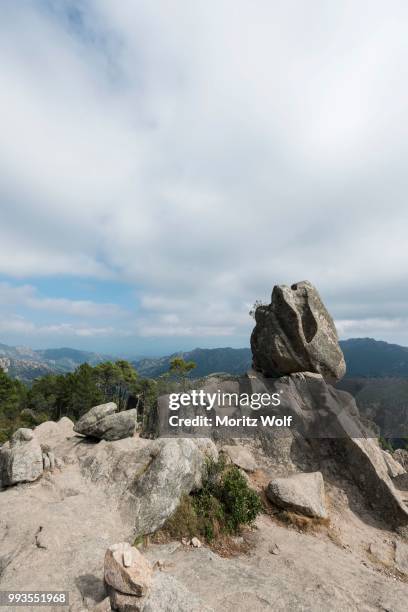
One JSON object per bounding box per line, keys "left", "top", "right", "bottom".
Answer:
{"left": 221, "top": 445, "right": 257, "bottom": 472}
{"left": 269, "top": 543, "right": 280, "bottom": 555}
{"left": 266, "top": 471, "right": 328, "bottom": 519}
{"left": 368, "top": 542, "right": 393, "bottom": 566}
{"left": 191, "top": 537, "right": 202, "bottom": 548}
{"left": 251, "top": 280, "right": 346, "bottom": 381}
{"left": 104, "top": 542, "right": 152, "bottom": 597}
{"left": 74, "top": 403, "right": 137, "bottom": 441}
{"left": 181, "top": 538, "right": 190, "bottom": 546}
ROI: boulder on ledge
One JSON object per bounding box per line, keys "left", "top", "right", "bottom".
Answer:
{"left": 0, "top": 428, "right": 43, "bottom": 487}
{"left": 74, "top": 402, "right": 137, "bottom": 441}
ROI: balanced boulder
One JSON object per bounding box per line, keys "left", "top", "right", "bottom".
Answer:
{"left": 266, "top": 471, "right": 328, "bottom": 519}
{"left": 74, "top": 402, "right": 137, "bottom": 441}
{"left": 251, "top": 281, "right": 346, "bottom": 381}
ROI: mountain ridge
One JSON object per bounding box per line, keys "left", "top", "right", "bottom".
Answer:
{"left": 2, "top": 338, "right": 408, "bottom": 381}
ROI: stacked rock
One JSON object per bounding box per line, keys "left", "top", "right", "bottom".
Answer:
{"left": 104, "top": 542, "right": 153, "bottom": 611}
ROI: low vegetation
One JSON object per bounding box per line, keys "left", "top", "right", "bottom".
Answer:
{"left": 159, "top": 458, "right": 263, "bottom": 543}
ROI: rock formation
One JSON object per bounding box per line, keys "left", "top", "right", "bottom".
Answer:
{"left": 251, "top": 280, "right": 346, "bottom": 380}
{"left": 0, "top": 427, "right": 43, "bottom": 486}
{"left": 1, "top": 281, "right": 408, "bottom": 610}
{"left": 74, "top": 402, "right": 137, "bottom": 441}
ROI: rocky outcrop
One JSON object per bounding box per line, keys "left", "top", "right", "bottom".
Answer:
{"left": 382, "top": 450, "right": 406, "bottom": 478}
{"left": 74, "top": 402, "right": 137, "bottom": 441}
{"left": 266, "top": 471, "right": 327, "bottom": 519}
{"left": 251, "top": 281, "right": 346, "bottom": 381}
{"left": 125, "top": 438, "right": 218, "bottom": 536}
{"left": 0, "top": 428, "right": 43, "bottom": 487}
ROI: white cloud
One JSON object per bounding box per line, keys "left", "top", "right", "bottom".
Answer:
{"left": 0, "top": 316, "right": 128, "bottom": 339}
{"left": 0, "top": 282, "right": 125, "bottom": 318}
{"left": 1, "top": 1, "right": 408, "bottom": 348}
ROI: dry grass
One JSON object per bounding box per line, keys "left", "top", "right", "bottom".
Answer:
{"left": 274, "top": 509, "right": 330, "bottom": 533}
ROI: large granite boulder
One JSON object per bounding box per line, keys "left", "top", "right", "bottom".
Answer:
{"left": 124, "top": 438, "right": 218, "bottom": 536}
{"left": 266, "top": 471, "right": 327, "bottom": 518}
{"left": 251, "top": 281, "right": 346, "bottom": 381}
{"left": 74, "top": 402, "right": 137, "bottom": 441}
{"left": 0, "top": 428, "right": 43, "bottom": 487}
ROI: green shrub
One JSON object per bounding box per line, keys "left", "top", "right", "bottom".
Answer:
{"left": 161, "top": 457, "right": 262, "bottom": 543}
{"left": 379, "top": 436, "right": 394, "bottom": 452}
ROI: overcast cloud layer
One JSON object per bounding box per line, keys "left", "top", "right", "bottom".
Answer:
{"left": 1, "top": 0, "right": 408, "bottom": 354}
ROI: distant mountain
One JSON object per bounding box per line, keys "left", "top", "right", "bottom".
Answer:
{"left": 0, "top": 343, "right": 112, "bottom": 382}
{"left": 133, "top": 347, "right": 252, "bottom": 378}
{"left": 133, "top": 339, "right": 408, "bottom": 379}
{"left": 340, "top": 338, "right": 408, "bottom": 377}
{"left": 3, "top": 337, "right": 408, "bottom": 383}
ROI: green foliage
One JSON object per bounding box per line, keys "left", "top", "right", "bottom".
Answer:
{"left": 168, "top": 357, "right": 196, "bottom": 390}
{"left": 161, "top": 457, "right": 262, "bottom": 543}
{"left": 0, "top": 369, "right": 27, "bottom": 441}
{"left": 379, "top": 436, "right": 395, "bottom": 452}
{"left": 0, "top": 359, "right": 161, "bottom": 441}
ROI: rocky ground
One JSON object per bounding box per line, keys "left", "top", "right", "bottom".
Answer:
{"left": 1, "top": 282, "right": 408, "bottom": 611}
{"left": 0, "top": 414, "right": 408, "bottom": 612}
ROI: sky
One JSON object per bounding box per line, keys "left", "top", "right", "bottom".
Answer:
{"left": 1, "top": 0, "right": 408, "bottom": 356}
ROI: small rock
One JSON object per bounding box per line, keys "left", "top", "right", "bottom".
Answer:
{"left": 221, "top": 445, "right": 257, "bottom": 472}
{"left": 368, "top": 542, "right": 393, "bottom": 566}
{"left": 43, "top": 453, "right": 51, "bottom": 470}
{"left": 266, "top": 471, "right": 328, "bottom": 519}
{"left": 191, "top": 537, "right": 202, "bottom": 548}
{"left": 269, "top": 543, "right": 280, "bottom": 555}
{"left": 181, "top": 538, "right": 190, "bottom": 546}
{"left": 104, "top": 542, "right": 152, "bottom": 597}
